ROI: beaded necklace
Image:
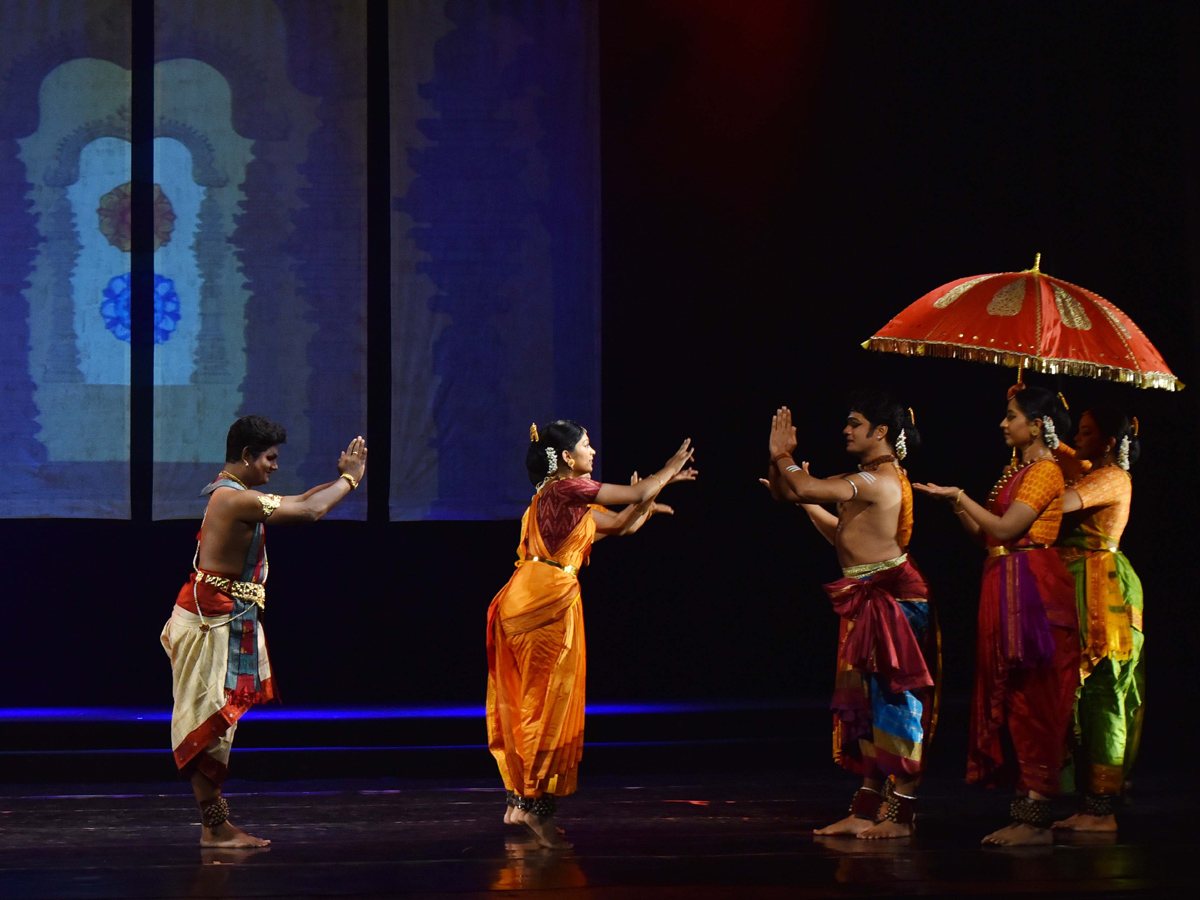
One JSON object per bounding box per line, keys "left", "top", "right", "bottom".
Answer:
{"left": 985, "top": 451, "right": 1053, "bottom": 507}
{"left": 858, "top": 453, "right": 896, "bottom": 472}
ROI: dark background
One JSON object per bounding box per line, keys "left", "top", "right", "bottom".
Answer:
{"left": 4, "top": 1, "right": 1195, "bottom": 776}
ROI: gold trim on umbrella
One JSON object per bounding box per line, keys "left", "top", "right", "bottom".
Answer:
{"left": 860, "top": 336, "right": 1184, "bottom": 392}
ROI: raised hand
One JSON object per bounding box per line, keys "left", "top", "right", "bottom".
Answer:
{"left": 664, "top": 439, "right": 695, "bottom": 477}
{"left": 337, "top": 435, "right": 368, "bottom": 482}
{"left": 670, "top": 467, "right": 698, "bottom": 484}
{"left": 769, "top": 407, "right": 798, "bottom": 458}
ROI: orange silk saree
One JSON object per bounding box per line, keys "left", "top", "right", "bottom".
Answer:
{"left": 486, "top": 492, "right": 596, "bottom": 798}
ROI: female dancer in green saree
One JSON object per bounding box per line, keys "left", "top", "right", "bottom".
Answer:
{"left": 1053, "top": 406, "right": 1144, "bottom": 833}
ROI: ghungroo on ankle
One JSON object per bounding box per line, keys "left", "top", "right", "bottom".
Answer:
{"left": 505, "top": 790, "right": 517, "bottom": 808}
{"left": 199, "top": 796, "right": 230, "bottom": 829}
{"left": 1009, "top": 796, "right": 1052, "bottom": 828}
{"left": 883, "top": 790, "right": 916, "bottom": 824}
{"left": 1082, "top": 793, "right": 1117, "bottom": 817}
{"left": 513, "top": 793, "right": 557, "bottom": 818}
{"left": 849, "top": 787, "right": 884, "bottom": 820}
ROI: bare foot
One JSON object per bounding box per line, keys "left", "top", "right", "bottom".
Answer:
{"left": 504, "top": 806, "right": 519, "bottom": 826}
{"left": 982, "top": 822, "right": 1052, "bottom": 846}
{"left": 1052, "top": 812, "right": 1117, "bottom": 832}
{"left": 857, "top": 819, "right": 914, "bottom": 840}
{"left": 200, "top": 822, "right": 271, "bottom": 848}
{"left": 813, "top": 815, "right": 875, "bottom": 836}
{"left": 512, "top": 808, "right": 573, "bottom": 849}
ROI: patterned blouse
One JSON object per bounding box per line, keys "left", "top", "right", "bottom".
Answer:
{"left": 536, "top": 477, "right": 603, "bottom": 555}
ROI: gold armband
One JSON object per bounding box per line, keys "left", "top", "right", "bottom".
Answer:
{"left": 340, "top": 472, "right": 359, "bottom": 490}
{"left": 259, "top": 493, "right": 282, "bottom": 518}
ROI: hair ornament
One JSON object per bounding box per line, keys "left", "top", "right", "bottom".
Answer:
{"left": 545, "top": 446, "right": 558, "bottom": 474}
{"left": 1131, "top": 416, "right": 1139, "bottom": 437}
{"left": 1040, "top": 415, "right": 1060, "bottom": 449}
{"left": 1057, "top": 391, "right": 1069, "bottom": 410}
{"left": 530, "top": 423, "right": 539, "bottom": 443}
{"left": 1118, "top": 435, "right": 1131, "bottom": 471}
{"left": 895, "top": 427, "right": 908, "bottom": 460}
{"left": 907, "top": 407, "right": 915, "bottom": 426}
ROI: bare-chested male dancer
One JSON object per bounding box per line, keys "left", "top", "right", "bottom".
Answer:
{"left": 764, "top": 393, "right": 938, "bottom": 839}
{"left": 161, "top": 415, "right": 367, "bottom": 847}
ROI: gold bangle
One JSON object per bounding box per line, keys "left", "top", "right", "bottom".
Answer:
{"left": 340, "top": 472, "right": 359, "bottom": 490}
{"left": 953, "top": 489, "right": 964, "bottom": 508}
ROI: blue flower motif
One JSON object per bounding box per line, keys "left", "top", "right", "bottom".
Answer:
{"left": 100, "top": 273, "right": 181, "bottom": 344}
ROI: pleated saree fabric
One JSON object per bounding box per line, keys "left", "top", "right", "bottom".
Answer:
{"left": 487, "top": 478, "right": 601, "bottom": 798}
{"left": 1058, "top": 465, "right": 1144, "bottom": 795}
{"left": 970, "top": 459, "right": 1080, "bottom": 797}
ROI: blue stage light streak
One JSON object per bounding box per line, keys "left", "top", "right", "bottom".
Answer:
{"left": 0, "top": 700, "right": 801, "bottom": 723}
{"left": 0, "top": 737, "right": 785, "bottom": 757}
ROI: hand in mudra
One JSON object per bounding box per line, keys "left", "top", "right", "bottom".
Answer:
{"left": 670, "top": 467, "right": 698, "bottom": 484}
{"left": 911, "top": 481, "right": 960, "bottom": 500}
{"left": 664, "top": 439, "right": 695, "bottom": 477}
{"left": 769, "top": 407, "right": 798, "bottom": 458}
{"left": 338, "top": 436, "right": 368, "bottom": 481}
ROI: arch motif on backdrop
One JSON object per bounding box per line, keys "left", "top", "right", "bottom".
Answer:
{"left": 0, "top": 0, "right": 365, "bottom": 519}
{"left": 16, "top": 26, "right": 326, "bottom": 482}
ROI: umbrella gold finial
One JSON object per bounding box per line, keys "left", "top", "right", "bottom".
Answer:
{"left": 1033, "top": 252, "right": 1041, "bottom": 273}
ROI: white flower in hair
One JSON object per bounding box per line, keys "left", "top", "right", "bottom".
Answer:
{"left": 1041, "top": 416, "right": 1059, "bottom": 449}
{"left": 546, "top": 446, "right": 558, "bottom": 473}
{"left": 1118, "top": 435, "right": 1131, "bottom": 471}
{"left": 895, "top": 428, "right": 908, "bottom": 460}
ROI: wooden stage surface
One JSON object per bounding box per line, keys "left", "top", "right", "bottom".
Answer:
{"left": 0, "top": 770, "right": 1182, "bottom": 899}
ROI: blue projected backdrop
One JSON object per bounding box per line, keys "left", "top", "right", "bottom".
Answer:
{"left": 390, "top": 0, "right": 601, "bottom": 520}
{"left": 0, "top": 1, "right": 132, "bottom": 517}
{"left": 2, "top": 1, "right": 595, "bottom": 522}
{"left": 150, "top": 0, "right": 368, "bottom": 519}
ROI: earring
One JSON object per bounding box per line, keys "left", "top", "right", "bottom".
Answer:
{"left": 244, "top": 461, "right": 250, "bottom": 466}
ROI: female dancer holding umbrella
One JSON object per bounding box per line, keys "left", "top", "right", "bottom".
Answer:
{"left": 1052, "top": 407, "right": 1144, "bottom": 832}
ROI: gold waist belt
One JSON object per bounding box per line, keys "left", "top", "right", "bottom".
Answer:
{"left": 842, "top": 553, "right": 907, "bottom": 579}
{"left": 1058, "top": 545, "right": 1119, "bottom": 562}
{"left": 987, "top": 543, "right": 1050, "bottom": 558}
{"left": 197, "top": 572, "right": 266, "bottom": 608}
{"left": 522, "top": 556, "right": 580, "bottom": 578}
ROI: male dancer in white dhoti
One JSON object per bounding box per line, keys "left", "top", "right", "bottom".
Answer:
{"left": 161, "top": 415, "right": 366, "bottom": 847}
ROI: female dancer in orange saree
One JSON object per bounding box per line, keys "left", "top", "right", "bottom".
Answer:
{"left": 1053, "top": 407, "right": 1144, "bottom": 832}
{"left": 915, "top": 385, "right": 1080, "bottom": 845}
{"left": 487, "top": 420, "right": 697, "bottom": 848}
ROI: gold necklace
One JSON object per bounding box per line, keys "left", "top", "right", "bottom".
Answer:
{"left": 218, "top": 470, "right": 248, "bottom": 489}
{"left": 986, "top": 452, "right": 1051, "bottom": 506}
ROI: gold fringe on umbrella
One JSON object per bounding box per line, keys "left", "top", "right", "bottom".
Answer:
{"left": 861, "top": 337, "right": 1184, "bottom": 392}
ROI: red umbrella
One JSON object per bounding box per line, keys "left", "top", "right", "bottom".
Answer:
{"left": 863, "top": 255, "right": 1183, "bottom": 391}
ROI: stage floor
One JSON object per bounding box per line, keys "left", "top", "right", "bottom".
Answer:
{"left": 0, "top": 771, "right": 1181, "bottom": 899}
